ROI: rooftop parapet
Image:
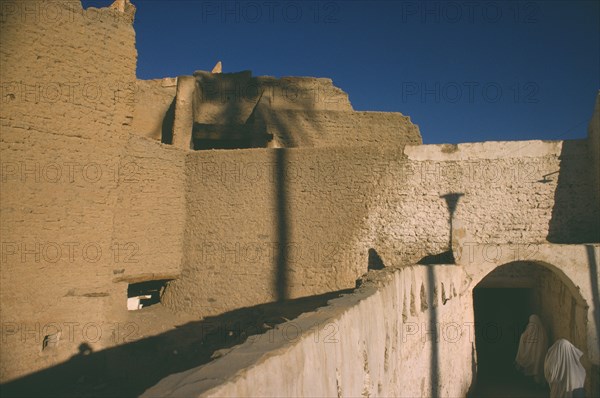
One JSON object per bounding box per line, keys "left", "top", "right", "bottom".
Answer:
{"left": 158, "top": 70, "right": 420, "bottom": 149}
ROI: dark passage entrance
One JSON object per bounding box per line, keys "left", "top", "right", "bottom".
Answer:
{"left": 474, "top": 288, "right": 531, "bottom": 379}
{"left": 471, "top": 287, "right": 549, "bottom": 397}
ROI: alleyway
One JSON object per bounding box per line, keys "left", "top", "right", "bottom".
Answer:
{"left": 470, "top": 365, "right": 549, "bottom": 398}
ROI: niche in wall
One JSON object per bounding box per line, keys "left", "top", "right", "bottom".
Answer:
{"left": 127, "top": 279, "right": 172, "bottom": 311}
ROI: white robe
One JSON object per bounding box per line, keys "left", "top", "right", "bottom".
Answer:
{"left": 515, "top": 314, "right": 548, "bottom": 383}
{"left": 544, "top": 339, "right": 586, "bottom": 398}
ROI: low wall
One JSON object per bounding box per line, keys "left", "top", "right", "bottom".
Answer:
{"left": 144, "top": 265, "right": 475, "bottom": 397}
{"left": 169, "top": 72, "right": 422, "bottom": 149}
{"left": 147, "top": 242, "right": 600, "bottom": 397}
{"left": 258, "top": 109, "right": 421, "bottom": 147}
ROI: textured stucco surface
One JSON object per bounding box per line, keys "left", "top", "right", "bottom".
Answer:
{"left": 0, "top": 0, "right": 187, "bottom": 381}
{"left": 131, "top": 78, "right": 177, "bottom": 140}
{"left": 361, "top": 139, "right": 598, "bottom": 266}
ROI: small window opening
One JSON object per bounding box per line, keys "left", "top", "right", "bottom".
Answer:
{"left": 127, "top": 279, "right": 171, "bottom": 311}
{"left": 42, "top": 332, "right": 61, "bottom": 351}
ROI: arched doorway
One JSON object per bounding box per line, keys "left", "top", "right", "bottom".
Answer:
{"left": 470, "top": 261, "right": 588, "bottom": 397}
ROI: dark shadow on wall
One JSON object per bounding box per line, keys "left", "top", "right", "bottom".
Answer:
{"left": 264, "top": 95, "right": 324, "bottom": 299}
{"left": 466, "top": 343, "right": 478, "bottom": 396}
{"left": 587, "top": 245, "right": 600, "bottom": 351}
{"left": 418, "top": 250, "right": 454, "bottom": 265}
{"left": 160, "top": 98, "right": 176, "bottom": 145}
{"left": 586, "top": 245, "right": 600, "bottom": 396}
{"left": 192, "top": 74, "right": 247, "bottom": 150}
{"left": 367, "top": 248, "right": 385, "bottom": 270}
{"left": 426, "top": 265, "right": 439, "bottom": 397}
{"left": 275, "top": 148, "right": 289, "bottom": 302}
{"left": 418, "top": 193, "right": 463, "bottom": 265}
{"left": 185, "top": 72, "right": 329, "bottom": 302}
{"left": 188, "top": 71, "right": 335, "bottom": 150}
{"left": 547, "top": 140, "right": 600, "bottom": 243}
{"left": 0, "top": 289, "right": 353, "bottom": 398}
{"left": 192, "top": 93, "right": 273, "bottom": 150}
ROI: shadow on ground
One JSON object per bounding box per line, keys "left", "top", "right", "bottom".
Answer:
{"left": 468, "top": 366, "right": 550, "bottom": 398}
{"left": 1, "top": 288, "right": 353, "bottom": 398}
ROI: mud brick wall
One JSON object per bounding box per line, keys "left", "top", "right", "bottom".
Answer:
{"left": 0, "top": 1, "right": 187, "bottom": 381}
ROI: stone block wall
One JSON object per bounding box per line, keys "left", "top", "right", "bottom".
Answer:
{"left": 533, "top": 266, "right": 590, "bottom": 391}
{"left": 362, "top": 140, "right": 598, "bottom": 266}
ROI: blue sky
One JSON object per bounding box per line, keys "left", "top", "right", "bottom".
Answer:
{"left": 83, "top": 0, "right": 599, "bottom": 144}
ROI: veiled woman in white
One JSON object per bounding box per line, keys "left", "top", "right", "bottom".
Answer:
{"left": 515, "top": 314, "right": 548, "bottom": 384}
{"left": 544, "top": 339, "right": 586, "bottom": 398}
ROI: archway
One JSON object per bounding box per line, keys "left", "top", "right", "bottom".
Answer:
{"left": 470, "top": 261, "right": 588, "bottom": 397}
